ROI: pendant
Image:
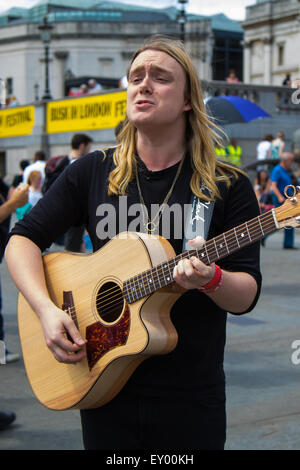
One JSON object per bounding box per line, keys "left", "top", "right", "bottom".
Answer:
{"left": 146, "top": 221, "right": 156, "bottom": 233}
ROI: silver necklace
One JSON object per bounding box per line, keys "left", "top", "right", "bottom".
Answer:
{"left": 135, "top": 156, "right": 185, "bottom": 234}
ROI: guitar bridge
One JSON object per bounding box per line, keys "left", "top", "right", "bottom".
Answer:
{"left": 62, "top": 291, "right": 79, "bottom": 342}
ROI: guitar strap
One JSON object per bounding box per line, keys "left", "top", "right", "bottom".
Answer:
{"left": 182, "top": 184, "right": 215, "bottom": 252}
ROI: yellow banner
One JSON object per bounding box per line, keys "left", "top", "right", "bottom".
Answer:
{"left": 0, "top": 106, "right": 35, "bottom": 138}
{"left": 47, "top": 91, "right": 127, "bottom": 134}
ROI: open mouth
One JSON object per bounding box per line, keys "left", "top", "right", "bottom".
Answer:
{"left": 136, "top": 100, "right": 154, "bottom": 105}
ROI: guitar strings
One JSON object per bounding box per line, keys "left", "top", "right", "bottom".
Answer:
{"left": 92, "top": 215, "right": 280, "bottom": 320}
{"left": 66, "top": 210, "right": 277, "bottom": 315}
{"left": 100, "top": 210, "right": 276, "bottom": 301}
{"left": 57, "top": 208, "right": 276, "bottom": 311}
{"left": 79, "top": 209, "right": 276, "bottom": 304}
{"left": 62, "top": 210, "right": 280, "bottom": 320}
{"left": 76, "top": 203, "right": 297, "bottom": 316}
{"left": 63, "top": 224, "right": 275, "bottom": 322}
{"left": 64, "top": 213, "right": 276, "bottom": 316}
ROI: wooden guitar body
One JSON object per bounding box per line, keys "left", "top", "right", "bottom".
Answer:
{"left": 18, "top": 232, "right": 180, "bottom": 410}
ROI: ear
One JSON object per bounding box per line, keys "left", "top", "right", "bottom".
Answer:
{"left": 183, "top": 100, "right": 192, "bottom": 112}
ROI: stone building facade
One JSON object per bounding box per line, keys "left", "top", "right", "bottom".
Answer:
{"left": 242, "top": 0, "right": 300, "bottom": 85}
{"left": 0, "top": 0, "right": 243, "bottom": 105}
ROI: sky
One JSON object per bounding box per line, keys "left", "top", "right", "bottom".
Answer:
{"left": 0, "top": 0, "right": 257, "bottom": 21}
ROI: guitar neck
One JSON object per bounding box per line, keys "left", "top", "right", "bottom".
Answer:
{"left": 124, "top": 209, "right": 277, "bottom": 304}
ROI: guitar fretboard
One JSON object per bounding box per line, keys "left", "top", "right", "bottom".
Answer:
{"left": 123, "top": 209, "right": 277, "bottom": 304}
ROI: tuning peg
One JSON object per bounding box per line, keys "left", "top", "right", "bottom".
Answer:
{"left": 284, "top": 185, "right": 297, "bottom": 199}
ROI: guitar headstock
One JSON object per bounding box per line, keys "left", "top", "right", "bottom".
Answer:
{"left": 275, "top": 185, "right": 300, "bottom": 229}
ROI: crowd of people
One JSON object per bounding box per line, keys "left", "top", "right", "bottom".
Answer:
{"left": 68, "top": 78, "right": 103, "bottom": 97}
{"left": 214, "top": 138, "right": 243, "bottom": 167}
{"left": 211, "top": 128, "right": 298, "bottom": 250}
{"left": 254, "top": 133, "right": 300, "bottom": 249}
{"left": 0, "top": 134, "right": 94, "bottom": 354}
{"left": 0, "top": 133, "right": 94, "bottom": 430}
{"left": 256, "top": 131, "right": 286, "bottom": 167}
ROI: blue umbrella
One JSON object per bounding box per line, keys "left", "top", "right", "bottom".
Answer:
{"left": 204, "top": 95, "right": 271, "bottom": 125}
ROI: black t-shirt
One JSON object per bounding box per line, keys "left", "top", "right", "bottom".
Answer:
{"left": 9, "top": 149, "right": 261, "bottom": 402}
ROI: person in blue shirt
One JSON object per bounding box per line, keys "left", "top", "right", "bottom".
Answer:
{"left": 270, "top": 152, "right": 296, "bottom": 249}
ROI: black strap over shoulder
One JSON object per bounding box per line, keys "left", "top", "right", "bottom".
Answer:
{"left": 182, "top": 185, "right": 215, "bottom": 252}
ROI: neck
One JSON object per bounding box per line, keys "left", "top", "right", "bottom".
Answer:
{"left": 69, "top": 149, "right": 81, "bottom": 160}
{"left": 136, "top": 128, "right": 186, "bottom": 171}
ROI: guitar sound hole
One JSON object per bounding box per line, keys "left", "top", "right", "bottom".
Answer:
{"left": 96, "top": 282, "right": 124, "bottom": 324}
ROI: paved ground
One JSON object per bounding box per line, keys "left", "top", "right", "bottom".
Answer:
{"left": 225, "top": 229, "right": 300, "bottom": 450}
{"left": 0, "top": 227, "right": 300, "bottom": 451}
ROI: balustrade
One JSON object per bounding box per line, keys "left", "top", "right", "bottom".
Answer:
{"left": 201, "top": 80, "right": 300, "bottom": 115}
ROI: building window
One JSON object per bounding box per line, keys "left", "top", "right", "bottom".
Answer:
{"left": 278, "top": 44, "right": 284, "bottom": 66}
{"left": 212, "top": 33, "right": 243, "bottom": 81}
{"left": 6, "top": 77, "right": 13, "bottom": 95}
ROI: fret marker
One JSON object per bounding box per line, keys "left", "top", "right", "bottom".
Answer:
{"left": 201, "top": 253, "right": 204, "bottom": 257}
{"left": 241, "top": 233, "right": 245, "bottom": 238}
{"left": 219, "top": 243, "right": 223, "bottom": 248}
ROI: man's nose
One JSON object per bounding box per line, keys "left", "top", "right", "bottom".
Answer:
{"left": 139, "top": 75, "right": 152, "bottom": 93}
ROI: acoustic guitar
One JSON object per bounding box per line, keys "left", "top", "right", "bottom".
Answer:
{"left": 17, "top": 186, "right": 300, "bottom": 410}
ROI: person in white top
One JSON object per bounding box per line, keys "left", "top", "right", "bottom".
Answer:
{"left": 256, "top": 134, "right": 273, "bottom": 161}
{"left": 271, "top": 131, "right": 285, "bottom": 159}
{"left": 28, "top": 171, "right": 43, "bottom": 207}
{"left": 22, "top": 151, "right": 47, "bottom": 185}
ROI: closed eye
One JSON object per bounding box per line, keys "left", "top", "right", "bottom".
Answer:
{"left": 155, "top": 76, "right": 168, "bottom": 82}
{"left": 129, "top": 76, "right": 142, "bottom": 84}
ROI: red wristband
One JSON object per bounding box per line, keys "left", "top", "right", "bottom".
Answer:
{"left": 198, "top": 264, "right": 223, "bottom": 294}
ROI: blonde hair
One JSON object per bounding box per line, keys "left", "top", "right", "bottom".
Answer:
{"left": 108, "top": 35, "right": 243, "bottom": 201}
{"left": 27, "top": 170, "right": 42, "bottom": 185}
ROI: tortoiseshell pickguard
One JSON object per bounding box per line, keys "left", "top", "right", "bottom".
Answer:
{"left": 86, "top": 305, "right": 130, "bottom": 371}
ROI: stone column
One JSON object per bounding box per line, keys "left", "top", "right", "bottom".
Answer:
{"left": 242, "top": 40, "right": 251, "bottom": 84}
{"left": 54, "top": 50, "right": 69, "bottom": 99}
{"left": 263, "top": 37, "right": 272, "bottom": 85}
{"left": 205, "top": 32, "right": 214, "bottom": 81}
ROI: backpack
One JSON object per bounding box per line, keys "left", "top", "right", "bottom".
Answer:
{"left": 42, "top": 155, "right": 69, "bottom": 194}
